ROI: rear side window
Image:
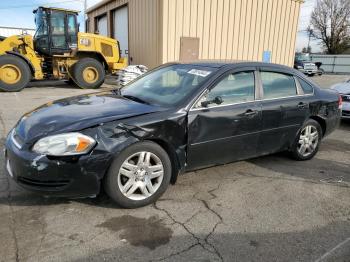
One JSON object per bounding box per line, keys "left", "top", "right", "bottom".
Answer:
{"left": 261, "top": 72, "right": 297, "bottom": 99}
{"left": 298, "top": 78, "right": 314, "bottom": 94}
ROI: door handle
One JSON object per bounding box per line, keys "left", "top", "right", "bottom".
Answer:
{"left": 244, "top": 109, "right": 258, "bottom": 116}
{"left": 297, "top": 102, "right": 308, "bottom": 109}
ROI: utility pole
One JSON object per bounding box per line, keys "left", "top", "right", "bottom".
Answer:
{"left": 83, "top": 0, "right": 87, "bottom": 32}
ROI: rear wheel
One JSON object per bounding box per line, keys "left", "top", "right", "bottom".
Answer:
{"left": 72, "top": 58, "right": 105, "bottom": 89}
{"left": 104, "top": 141, "right": 172, "bottom": 208}
{"left": 291, "top": 119, "right": 322, "bottom": 160}
{"left": 0, "top": 55, "right": 31, "bottom": 92}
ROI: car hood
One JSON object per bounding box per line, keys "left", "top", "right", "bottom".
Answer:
{"left": 14, "top": 91, "right": 163, "bottom": 142}
{"left": 331, "top": 82, "right": 350, "bottom": 94}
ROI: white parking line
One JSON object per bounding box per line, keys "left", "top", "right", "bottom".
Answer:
{"left": 314, "top": 237, "right": 350, "bottom": 262}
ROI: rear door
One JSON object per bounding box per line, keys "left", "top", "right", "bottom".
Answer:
{"left": 187, "top": 68, "right": 262, "bottom": 170}
{"left": 257, "top": 69, "right": 310, "bottom": 154}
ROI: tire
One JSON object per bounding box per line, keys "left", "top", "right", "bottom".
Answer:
{"left": 290, "top": 119, "right": 322, "bottom": 161}
{"left": 0, "top": 55, "right": 31, "bottom": 92}
{"left": 64, "top": 78, "right": 78, "bottom": 87}
{"left": 104, "top": 141, "right": 172, "bottom": 208}
{"left": 72, "top": 58, "right": 105, "bottom": 89}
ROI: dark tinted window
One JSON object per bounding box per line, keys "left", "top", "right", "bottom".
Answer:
{"left": 203, "top": 71, "right": 255, "bottom": 106}
{"left": 51, "top": 11, "right": 66, "bottom": 49}
{"left": 298, "top": 78, "right": 314, "bottom": 94}
{"left": 261, "top": 72, "right": 297, "bottom": 99}
{"left": 67, "top": 14, "right": 78, "bottom": 48}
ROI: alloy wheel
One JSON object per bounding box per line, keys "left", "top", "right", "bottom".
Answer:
{"left": 297, "top": 125, "right": 319, "bottom": 157}
{"left": 117, "top": 151, "right": 164, "bottom": 201}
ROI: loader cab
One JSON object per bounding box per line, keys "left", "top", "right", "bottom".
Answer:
{"left": 33, "top": 7, "right": 79, "bottom": 56}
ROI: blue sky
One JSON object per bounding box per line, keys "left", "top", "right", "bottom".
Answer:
{"left": 296, "top": 0, "right": 322, "bottom": 53}
{"left": 0, "top": 0, "right": 321, "bottom": 53}
{"left": 0, "top": 0, "right": 100, "bottom": 31}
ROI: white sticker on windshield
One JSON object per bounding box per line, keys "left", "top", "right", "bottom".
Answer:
{"left": 187, "top": 69, "right": 212, "bottom": 77}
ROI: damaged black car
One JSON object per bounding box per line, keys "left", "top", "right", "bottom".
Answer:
{"left": 4, "top": 62, "right": 341, "bottom": 208}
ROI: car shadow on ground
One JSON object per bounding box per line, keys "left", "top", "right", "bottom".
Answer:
{"left": 337, "top": 119, "right": 350, "bottom": 131}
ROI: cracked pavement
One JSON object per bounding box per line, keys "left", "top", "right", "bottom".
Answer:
{"left": 0, "top": 76, "right": 350, "bottom": 262}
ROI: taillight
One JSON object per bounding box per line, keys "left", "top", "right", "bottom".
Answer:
{"left": 338, "top": 95, "right": 342, "bottom": 109}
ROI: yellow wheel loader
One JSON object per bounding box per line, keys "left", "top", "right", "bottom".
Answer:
{"left": 0, "top": 7, "right": 127, "bottom": 92}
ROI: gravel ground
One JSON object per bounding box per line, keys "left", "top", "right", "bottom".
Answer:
{"left": 0, "top": 74, "right": 349, "bottom": 262}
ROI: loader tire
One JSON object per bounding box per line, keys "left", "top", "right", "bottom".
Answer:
{"left": 72, "top": 58, "right": 105, "bottom": 89}
{"left": 0, "top": 55, "right": 31, "bottom": 92}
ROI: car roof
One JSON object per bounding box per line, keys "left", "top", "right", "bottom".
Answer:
{"left": 167, "top": 60, "right": 316, "bottom": 87}
{"left": 172, "top": 60, "right": 294, "bottom": 70}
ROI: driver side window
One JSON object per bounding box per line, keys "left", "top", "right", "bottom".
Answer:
{"left": 196, "top": 71, "right": 255, "bottom": 108}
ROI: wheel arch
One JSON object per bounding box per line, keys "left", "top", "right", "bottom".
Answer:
{"left": 309, "top": 116, "right": 326, "bottom": 137}
{"left": 146, "top": 138, "right": 181, "bottom": 185}
{"left": 75, "top": 51, "right": 108, "bottom": 70}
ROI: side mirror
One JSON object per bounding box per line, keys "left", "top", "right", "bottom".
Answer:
{"left": 201, "top": 96, "right": 223, "bottom": 107}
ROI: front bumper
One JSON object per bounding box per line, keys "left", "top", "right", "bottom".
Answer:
{"left": 341, "top": 101, "right": 350, "bottom": 119}
{"left": 299, "top": 68, "right": 318, "bottom": 75}
{"left": 4, "top": 132, "right": 112, "bottom": 198}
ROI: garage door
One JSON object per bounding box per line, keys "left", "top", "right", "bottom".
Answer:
{"left": 113, "top": 6, "right": 128, "bottom": 59}
{"left": 97, "top": 15, "right": 108, "bottom": 36}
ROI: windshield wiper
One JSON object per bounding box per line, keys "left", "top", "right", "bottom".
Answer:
{"left": 123, "top": 95, "right": 150, "bottom": 105}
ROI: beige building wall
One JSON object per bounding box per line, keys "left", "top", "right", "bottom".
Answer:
{"left": 128, "top": 0, "right": 161, "bottom": 68}
{"left": 87, "top": 0, "right": 161, "bottom": 68}
{"left": 161, "top": 0, "right": 302, "bottom": 67}
{"left": 87, "top": 0, "right": 302, "bottom": 68}
{"left": 86, "top": 0, "right": 128, "bottom": 37}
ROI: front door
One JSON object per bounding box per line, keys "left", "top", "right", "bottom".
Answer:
{"left": 187, "top": 69, "right": 262, "bottom": 170}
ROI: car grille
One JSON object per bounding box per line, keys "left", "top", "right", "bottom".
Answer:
{"left": 341, "top": 94, "right": 350, "bottom": 102}
{"left": 304, "top": 64, "right": 317, "bottom": 70}
{"left": 17, "top": 177, "right": 71, "bottom": 188}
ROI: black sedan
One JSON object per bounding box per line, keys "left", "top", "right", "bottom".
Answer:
{"left": 4, "top": 62, "right": 341, "bottom": 208}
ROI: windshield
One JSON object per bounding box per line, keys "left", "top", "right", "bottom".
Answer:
{"left": 121, "top": 64, "right": 214, "bottom": 107}
{"left": 295, "top": 53, "right": 310, "bottom": 62}
{"left": 34, "top": 8, "right": 48, "bottom": 37}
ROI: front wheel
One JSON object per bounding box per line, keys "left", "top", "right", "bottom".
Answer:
{"left": 104, "top": 141, "right": 172, "bottom": 208}
{"left": 291, "top": 119, "right": 322, "bottom": 160}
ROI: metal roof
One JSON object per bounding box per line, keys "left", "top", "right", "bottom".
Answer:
{"left": 87, "top": 0, "right": 305, "bottom": 13}
{"left": 34, "top": 6, "right": 80, "bottom": 14}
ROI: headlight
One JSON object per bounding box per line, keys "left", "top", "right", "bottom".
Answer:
{"left": 32, "top": 133, "right": 96, "bottom": 156}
